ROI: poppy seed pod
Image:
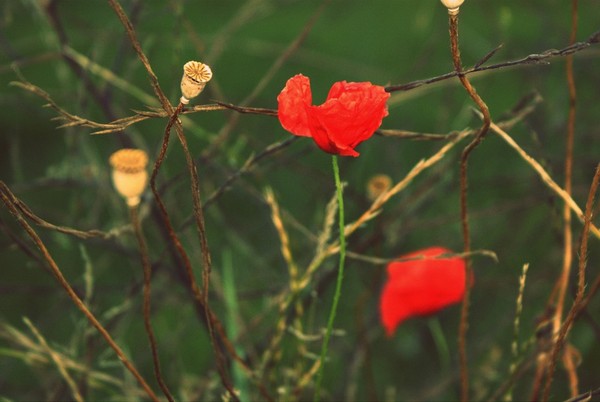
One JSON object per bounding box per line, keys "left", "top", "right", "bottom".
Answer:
{"left": 180, "top": 61, "right": 212, "bottom": 104}
{"left": 440, "top": 0, "right": 464, "bottom": 15}
{"left": 109, "top": 148, "right": 149, "bottom": 207}
{"left": 366, "top": 174, "right": 392, "bottom": 201}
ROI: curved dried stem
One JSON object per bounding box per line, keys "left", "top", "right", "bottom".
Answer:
{"left": 548, "top": 1, "right": 580, "bottom": 399}
{"left": 541, "top": 163, "right": 600, "bottom": 401}
{"left": 130, "top": 206, "right": 175, "bottom": 402}
{"left": 12, "top": 28, "right": 598, "bottom": 138}
{"left": 0, "top": 181, "right": 115, "bottom": 239}
{"left": 484, "top": 118, "right": 600, "bottom": 240}
{"left": 107, "top": 0, "right": 238, "bottom": 397}
{"left": 448, "top": 12, "right": 492, "bottom": 402}
{"left": 385, "top": 29, "right": 600, "bottom": 93}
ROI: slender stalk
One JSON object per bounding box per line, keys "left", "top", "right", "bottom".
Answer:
{"left": 0, "top": 183, "right": 160, "bottom": 402}
{"left": 130, "top": 206, "right": 175, "bottom": 402}
{"left": 541, "top": 163, "right": 600, "bottom": 401}
{"left": 149, "top": 104, "right": 272, "bottom": 402}
{"left": 428, "top": 318, "right": 450, "bottom": 373}
{"left": 548, "top": 1, "right": 579, "bottom": 398}
{"left": 505, "top": 263, "right": 530, "bottom": 401}
{"left": 150, "top": 104, "right": 239, "bottom": 401}
{"left": 314, "top": 155, "right": 346, "bottom": 402}
{"left": 448, "top": 12, "right": 491, "bottom": 401}
{"left": 149, "top": 104, "right": 200, "bottom": 305}
{"left": 485, "top": 119, "right": 600, "bottom": 239}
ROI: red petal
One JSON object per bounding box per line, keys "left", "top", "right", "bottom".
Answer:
{"left": 305, "top": 105, "right": 360, "bottom": 156}
{"left": 277, "top": 74, "right": 313, "bottom": 138}
{"left": 380, "top": 247, "right": 467, "bottom": 336}
{"left": 277, "top": 76, "right": 390, "bottom": 156}
{"left": 311, "top": 81, "right": 389, "bottom": 156}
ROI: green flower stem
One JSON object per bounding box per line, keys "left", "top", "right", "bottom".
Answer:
{"left": 314, "top": 155, "right": 346, "bottom": 402}
{"left": 428, "top": 317, "right": 450, "bottom": 373}
{"left": 222, "top": 249, "right": 249, "bottom": 401}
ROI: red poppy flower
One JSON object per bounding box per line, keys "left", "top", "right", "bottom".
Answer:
{"left": 277, "top": 74, "right": 390, "bottom": 157}
{"left": 379, "top": 247, "right": 467, "bottom": 337}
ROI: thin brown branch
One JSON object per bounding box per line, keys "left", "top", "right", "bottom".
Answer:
{"left": 130, "top": 206, "right": 175, "bottom": 402}
{"left": 214, "top": 101, "right": 278, "bottom": 116}
{"left": 345, "top": 249, "right": 498, "bottom": 266}
{"left": 376, "top": 129, "right": 458, "bottom": 141}
{"left": 483, "top": 118, "right": 600, "bottom": 240}
{"left": 106, "top": 0, "right": 237, "bottom": 397}
{"left": 565, "top": 386, "right": 600, "bottom": 402}
{"left": 202, "top": 0, "right": 326, "bottom": 160}
{"left": 106, "top": 0, "right": 172, "bottom": 113}
{"left": 542, "top": 163, "right": 600, "bottom": 401}
{"left": 562, "top": 344, "right": 580, "bottom": 398}
{"left": 343, "top": 129, "right": 471, "bottom": 238}
{"left": 13, "top": 27, "right": 594, "bottom": 138}
{"left": 0, "top": 181, "right": 160, "bottom": 402}
{"left": 10, "top": 75, "right": 226, "bottom": 134}
{"left": 178, "top": 136, "right": 299, "bottom": 232}
{"left": 447, "top": 13, "right": 493, "bottom": 400}
{"left": 44, "top": 0, "right": 132, "bottom": 147}
{"left": 151, "top": 103, "right": 272, "bottom": 400}
{"left": 385, "top": 29, "right": 600, "bottom": 92}
{"left": 550, "top": 1, "right": 580, "bottom": 398}
{"left": 0, "top": 181, "right": 116, "bottom": 240}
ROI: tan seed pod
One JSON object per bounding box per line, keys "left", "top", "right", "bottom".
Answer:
{"left": 109, "top": 148, "right": 149, "bottom": 207}
{"left": 180, "top": 61, "right": 213, "bottom": 104}
{"left": 366, "top": 174, "right": 392, "bottom": 201}
{"left": 440, "top": 0, "right": 464, "bottom": 15}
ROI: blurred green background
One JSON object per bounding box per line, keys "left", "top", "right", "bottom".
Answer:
{"left": 1, "top": 0, "right": 599, "bottom": 400}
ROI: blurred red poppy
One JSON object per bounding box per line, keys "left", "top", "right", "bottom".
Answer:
{"left": 379, "top": 247, "right": 467, "bottom": 337}
{"left": 277, "top": 74, "right": 390, "bottom": 157}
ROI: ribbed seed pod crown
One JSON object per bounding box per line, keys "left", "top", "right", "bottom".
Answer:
{"left": 109, "top": 148, "right": 149, "bottom": 207}
{"left": 180, "top": 61, "right": 213, "bottom": 104}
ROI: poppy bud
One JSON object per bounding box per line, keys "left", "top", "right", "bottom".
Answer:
{"left": 109, "top": 148, "right": 149, "bottom": 207}
{"left": 180, "top": 61, "right": 212, "bottom": 104}
{"left": 440, "top": 0, "right": 464, "bottom": 15}
{"left": 366, "top": 174, "right": 392, "bottom": 201}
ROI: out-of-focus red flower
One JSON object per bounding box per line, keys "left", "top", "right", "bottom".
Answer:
{"left": 277, "top": 74, "right": 390, "bottom": 157}
{"left": 379, "top": 247, "right": 467, "bottom": 337}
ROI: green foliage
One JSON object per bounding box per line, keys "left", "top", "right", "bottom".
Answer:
{"left": 1, "top": 0, "right": 599, "bottom": 401}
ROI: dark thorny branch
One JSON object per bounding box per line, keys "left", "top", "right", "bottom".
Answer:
{"left": 106, "top": 0, "right": 237, "bottom": 399}
{"left": 565, "top": 386, "right": 600, "bottom": 402}
{"left": 200, "top": 0, "right": 327, "bottom": 160}
{"left": 5, "top": 2, "right": 599, "bottom": 399}
{"left": 543, "top": 1, "right": 581, "bottom": 399}
{"left": 447, "top": 11, "right": 492, "bottom": 402}
{"left": 385, "top": 29, "right": 600, "bottom": 92}
{"left": 130, "top": 206, "right": 175, "bottom": 402}
{"left": 542, "top": 163, "right": 600, "bottom": 401}
{"left": 0, "top": 181, "right": 117, "bottom": 240}
{"left": 10, "top": 29, "right": 599, "bottom": 135}
{"left": 0, "top": 181, "right": 161, "bottom": 402}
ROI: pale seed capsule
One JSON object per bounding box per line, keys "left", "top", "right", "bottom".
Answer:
{"left": 180, "top": 61, "right": 213, "bottom": 104}
{"left": 366, "top": 174, "right": 392, "bottom": 201}
{"left": 440, "top": 0, "right": 464, "bottom": 15}
{"left": 109, "top": 148, "right": 149, "bottom": 207}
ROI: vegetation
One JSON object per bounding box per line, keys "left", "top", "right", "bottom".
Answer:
{"left": 1, "top": 1, "right": 599, "bottom": 400}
